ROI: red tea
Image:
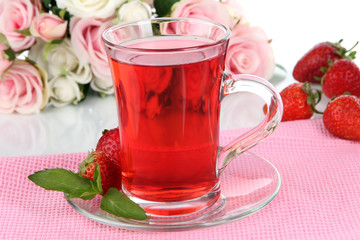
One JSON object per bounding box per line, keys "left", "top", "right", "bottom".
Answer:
{"left": 109, "top": 36, "right": 226, "bottom": 202}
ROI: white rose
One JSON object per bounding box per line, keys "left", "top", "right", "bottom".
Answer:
{"left": 56, "top": 0, "right": 125, "bottom": 19}
{"left": 67, "top": 61, "right": 93, "bottom": 85}
{"left": 28, "top": 40, "right": 47, "bottom": 72}
{"left": 46, "top": 39, "right": 93, "bottom": 84}
{"left": 28, "top": 39, "right": 93, "bottom": 85}
{"left": 49, "top": 75, "right": 82, "bottom": 107}
{"left": 90, "top": 77, "right": 114, "bottom": 95}
{"left": 117, "top": 0, "right": 152, "bottom": 23}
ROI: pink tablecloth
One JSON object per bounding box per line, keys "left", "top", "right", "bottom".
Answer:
{"left": 1, "top": 118, "right": 360, "bottom": 239}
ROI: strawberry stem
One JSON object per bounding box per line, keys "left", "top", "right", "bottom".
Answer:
{"left": 347, "top": 41, "right": 358, "bottom": 53}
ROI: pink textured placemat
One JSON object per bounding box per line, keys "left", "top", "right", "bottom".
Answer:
{"left": 1, "top": 118, "right": 360, "bottom": 239}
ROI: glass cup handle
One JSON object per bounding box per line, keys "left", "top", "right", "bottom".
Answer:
{"left": 217, "top": 73, "right": 283, "bottom": 175}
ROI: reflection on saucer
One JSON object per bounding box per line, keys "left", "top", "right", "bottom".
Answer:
{"left": 224, "top": 178, "right": 273, "bottom": 197}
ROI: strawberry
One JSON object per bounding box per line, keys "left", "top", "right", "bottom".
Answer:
{"left": 321, "top": 59, "right": 360, "bottom": 99}
{"left": 78, "top": 151, "right": 122, "bottom": 194}
{"left": 280, "top": 82, "right": 321, "bottom": 122}
{"left": 293, "top": 40, "right": 356, "bottom": 83}
{"left": 96, "top": 128, "right": 121, "bottom": 164}
{"left": 323, "top": 95, "right": 360, "bottom": 141}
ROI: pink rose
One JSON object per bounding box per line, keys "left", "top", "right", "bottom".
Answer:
{"left": 30, "top": 13, "right": 68, "bottom": 42}
{"left": 0, "top": 60, "right": 49, "bottom": 114}
{"left": 226, "top": 25, "right": 275, "bottom": 80}
{"left": 0, "top": 43, "right": 13, "bottom": 77}
{"left": 171, "top": 0, "right": 232, "bottom": 27}
{"left": 0, "top": 0, "right": 39, "bottom": 52}
{"left": 70, "top": 17, "right": 113, "bottom": 86}
{"left": 221, "top": 0, "right": 247, "bottom": 27}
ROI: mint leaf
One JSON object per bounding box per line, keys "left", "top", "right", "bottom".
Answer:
{"left": 65, "top": 189, "right": 98, "bottom": 200}
{"left": 154, "top": 0, "right": 180, "bottom": 17}
{"left": 101, "top": 188, "right": 147, "bottom": 220}
{"left": 28, "top": 168, "right": 101, "bottom": 200}
{"left": 91, "top": 164, "right": 103, "bottom": 194}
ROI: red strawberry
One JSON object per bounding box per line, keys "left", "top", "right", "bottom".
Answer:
{"left": 321, "top": 59, "right": 360, "bottom": 99}
{"left": 280, "top": 82, "right": 321, "bottom": 122}
{"left": 293, "top": 40, "right": 356, "bottom": 83}
{"left": 96, "top": 128, "right": 120, "bottom": 164}
{"left": 78, "top": 151, "right": 122, "bottom": 194}
{"left": 323, "top": 95, "right": 360, "bottom": 141}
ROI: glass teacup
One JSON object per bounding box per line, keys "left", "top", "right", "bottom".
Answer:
{"left": 102, "top": 18, "right": 283, "bottom": 216}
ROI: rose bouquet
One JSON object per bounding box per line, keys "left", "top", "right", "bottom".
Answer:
{"left": 0, "top": 0, "right": 275, "bottom": 114}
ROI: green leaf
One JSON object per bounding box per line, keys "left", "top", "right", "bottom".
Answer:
{"left": 307, "top": 95, "right": 312, "bottom": 105}
{"left": 43, "top": 39, "right": 64, "bottom": 61}
{"left": 0, "top": 33, "right": 10, "bottom": 47}
{"left": 313, "top": 76, "right": 322, "bottom": 82}
{"left": 52, "top": 6, "right": 61, "bottom": 15}
{"left": 51, "top": 39, "right": 64, "bottom": 45}
{"left": 91, "top": 164, "right": 103, "bottom": 194}
{"left": 59, "top": 8, "right": 67, "bottom": 20}
{"left": 28, "top": 168, "right": 101, "bottom": 200}
{"left": 154, "top": 0, "right": 180, "bottom": 17}
{"left": 327, "top": 59, "right": 333, "bottom": 67}
{"left": 4, "top": 48, "right": 16, "bottom": 61}
{"left": 65, "top": 189, "right": 98, "bottom": 200}
{"left": 348, "top": 51, "right": 357, "bottom": 59}
{"left": 320, "top": 66, "right": 328, "bottom": 74}
{"left": 78, "top": 83, "right": 91, "bottom": 103}
{"left": 60, "top": 65, "right": 67, "bottom": 76}
{"left": 42, "top": 0, "right": 52, "bottom": 9}
{"left": 14, "top": 28, "right": 31, "bottom": 37}
{"left": 43, "top": 42, "right": 58, "bottom": 61}
{"left": 101, "top": 188, "right": 148, "bottom": 220}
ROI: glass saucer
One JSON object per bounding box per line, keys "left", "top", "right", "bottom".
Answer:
{"left": 65, "top": 151, "right": 281, "bottom": 231}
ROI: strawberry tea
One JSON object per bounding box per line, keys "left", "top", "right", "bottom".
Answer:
{"left": 109, "top": 36, "right": 225, "bottom": 206}
{"left": 102, "top": 18, "right": 283, "bottom": 216}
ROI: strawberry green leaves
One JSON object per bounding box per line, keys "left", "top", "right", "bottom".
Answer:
{"left": 301, "top": 82, "right": 323, "bottom": 114}
{"left": 331, "top": 39, "right": 358, "bottom": 60}
{"left": 101, "top": 188, "right": 147, "bottom": 220}
{"left": 28, "top": 164, "right": 147, "bottom": 220}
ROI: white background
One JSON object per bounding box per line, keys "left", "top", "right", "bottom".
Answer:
{"left": 1, "top": 0, "right": 360, "bottom": 157}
